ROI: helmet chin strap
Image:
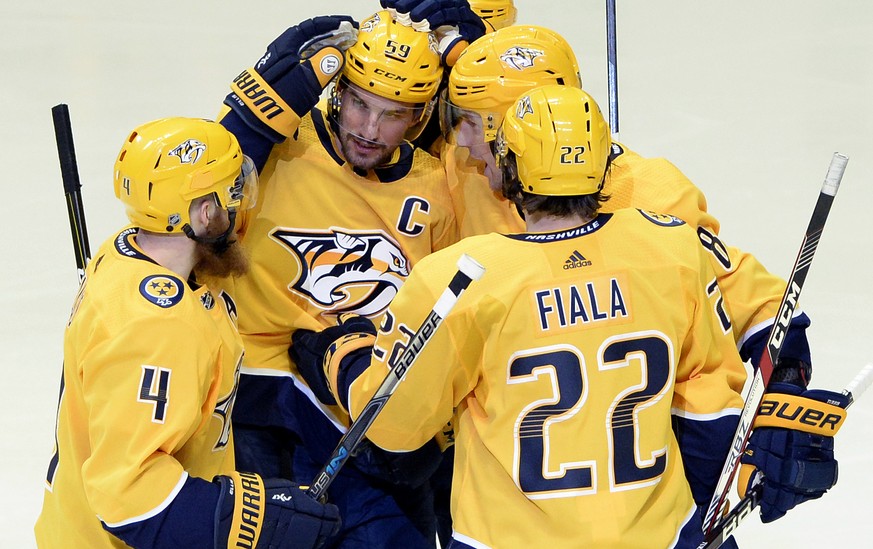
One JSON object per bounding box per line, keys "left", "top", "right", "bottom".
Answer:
{"left": 182, "top": 210, "right": 238, "bottom": 255}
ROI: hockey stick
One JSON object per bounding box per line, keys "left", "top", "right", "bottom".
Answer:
{"left": 701, "top": 152, "right": 849, "bottom": 536}
{"left": 52, "top": 103, "right": 91, "bottom": 282}
{"left": 699, "top": 363, "right": 873, "bottom": 549}
{"left": 307, "top": 253, "right": 486, "bottom": 500}
{"left": 606, "top": 0, "right": 620, "bottom": 139}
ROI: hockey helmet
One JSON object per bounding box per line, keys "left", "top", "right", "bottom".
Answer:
{"left": 441, "top": 25, "right": 582, "bottom": 144}
{"left": 114, "top": 117, "right": 258, "bottom": 233}
{"left": 469, "top": 0, "right": 518, "bottom": 32}
{"left": 496, "top": 85, "right": 611, "bottom": 196}
{"left": 330, "top": 10, "right": 443, "bottom": 141}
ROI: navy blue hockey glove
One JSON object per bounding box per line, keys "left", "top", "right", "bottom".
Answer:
{"left": 225, "top": 15, "right": 358, "bottom": 142}
{"left": 215, "top": 472, "right": 340, "bottom": 549}
{"left": 380, "top": 0, "right": 486, "bottom": 65}
{"left": 290, "top": 313, "right": 377, "bottom": 406}
{"left": 738, "top": 381, "right": 849, "bottom": 523}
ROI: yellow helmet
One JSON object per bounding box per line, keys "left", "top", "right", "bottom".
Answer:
{"left": 442, "top": 25, "right": 582, "bottom": 143}
{"left": 469, "top": 0, "right": 518, "bottom": 32}
{"left": 330, "top": 10, "right": 443, "bottom": 141}
{"left": 497, "top": 85, "right": 611, "bottom": 196}
{"left": 113, "top": 117, "right": 258, "bottom": 233}
{"left": 342, "top": 10, "right": 443, "bottom": 104}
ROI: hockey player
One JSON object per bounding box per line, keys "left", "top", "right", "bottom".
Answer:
{"left": 295, "top": 85, "right": 849, "bottom": 548}
{"left": 436, "top": 23, "right": 842, "bottom": 535}
{"left": 217, "top": 9, "right": 485, "bottom": 549}
{"left": 34, "top": 117, "right": 340, "bottom": 548}
{"left": 296, "top": 85, "right": 747, "bottom": 548}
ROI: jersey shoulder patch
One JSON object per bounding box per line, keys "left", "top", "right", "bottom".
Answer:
{"left": 638, "top": 209, "right": 686, "bottom": 227}
{"left": 139, "top": 274, "right": 185, "bottom": 308}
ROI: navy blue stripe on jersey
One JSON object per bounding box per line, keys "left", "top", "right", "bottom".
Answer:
{"left": 312, "top": 108, "right": 346, "bottom": 167}
{"left": 739, "top": 312, "right": 811, "bottom": 370}
{"left": 219, "top": 109, "right": 274, "bottom": 171}
{"left": 373, "top": 142, "right": 415, "bottom": 183}
{"left": 114, "top": 228, "right": 157, "bottom": 263}
{"left": 505, "top": 213, "right": 613, "bottom": 243}
{"left": 103, "top": 475, "right": 219, "bottom": 548}
{"left": 672, "top": 413, "right": 740, "bottom": 506}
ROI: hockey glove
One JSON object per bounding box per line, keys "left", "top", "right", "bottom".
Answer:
{"left": 225, "top": 15, "right": 358, "bottom": 142}
{"left": 215, "top": 472, "right": 340, "bottom": 549}
{"left": 381, "top": 0, "right": 486, "bottom": 65}
{"left": 290, "top": 313, "right": 377, "bottom": 406}
{"left": 738, "top": 381, "right": 849, "bottom": 523}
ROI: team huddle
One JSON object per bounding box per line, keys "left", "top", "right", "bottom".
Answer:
{"left": 35, "top": 1, "right": 848, "bottom": 548}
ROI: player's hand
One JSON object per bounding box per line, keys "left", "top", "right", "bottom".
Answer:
{"left": 215, "top": 472, "right": 341, "bottom": 549}
{"left": 224, "top": 15, "right": 358, "bottom": 142}
{"left": 738, "top": 381, "right": 849, "bottom": 522}
{"left": 381, "top": 0, "right": 486, "bottom": 65}
{"left": 290, "top": 314, "right": 377, "bottom": 406}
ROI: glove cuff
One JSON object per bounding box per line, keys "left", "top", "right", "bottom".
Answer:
{"left": 222, "top": 471, "right": 267, "bottom": 548}
{"left": 755, "top": 392, "right": 847, "bottom": 435}
{"left": 324, "top": 332, "right": 376, "bottom": 414}
{"left": 229, "top": 68, "right": 303, "bottom": 139}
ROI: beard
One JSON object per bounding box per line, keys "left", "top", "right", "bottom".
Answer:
{"left": 193, "top": 214, "right": 250, "bottom": 280}
{"left": 193, "top": 238, "right": 249, "bottom": 279}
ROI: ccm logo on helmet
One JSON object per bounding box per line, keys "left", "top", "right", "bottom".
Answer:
{"left": 374, "top": 68, "right": 408, "bottom": 82}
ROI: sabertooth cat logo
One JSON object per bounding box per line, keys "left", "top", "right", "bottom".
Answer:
{"left": 516, "top": 94, "right": 534, "bottom": 120}
{"left": 500, "top": 46, "right": 544, "bottom": 71}
{"left": 168, "top": 139, "right": 206, "bottom": 165}
{"left": 361, "top": 12, "right": 381, "bottom": 33}
{"left": 272, "top": 228, "right": 410, "bottom": 317}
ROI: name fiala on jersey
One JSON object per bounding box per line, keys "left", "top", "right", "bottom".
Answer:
{"left": 534, "top": 275, "right": 629, "bottom": 331}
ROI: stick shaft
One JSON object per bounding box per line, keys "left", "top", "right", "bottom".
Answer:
{"left": 701, "top": 152, "right": 848, "bottom": 538}
{"left": 606, "top": 0, "right": 619, "bottom": 138}
{"left": 52, "top": 104, "right": 91, "bottom": 281}
{"left": 307, "top": 254, "right": 485, "bottom": 499}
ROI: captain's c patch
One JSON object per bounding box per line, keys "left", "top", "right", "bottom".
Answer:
{"left": 139, "top": 275, "right": 185, "bottom": 308}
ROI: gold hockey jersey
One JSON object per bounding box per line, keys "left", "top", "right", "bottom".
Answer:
{"left": 35, "top": 228, "right": 242, "bottom": 548}
{"left": 604, "top": 143, "right": 789, "bottom": 346}
{"left": 445, "top": 140, "right": 791, "bottom": 349}
{"left": 344, "top": 209, "right": 746, "bottom": 548}
{"left": 232, "top": 108, "right": 457, "bottom": 392}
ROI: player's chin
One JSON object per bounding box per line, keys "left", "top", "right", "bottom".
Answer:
{"left": 343, "top": 136, "right": 394, "bottom": 170}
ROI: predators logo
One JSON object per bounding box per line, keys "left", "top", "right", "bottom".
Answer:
{"left": 360, "top": 12, "right": 381, "bottom": 33}
{"left": 516, "top": 94, "right": 534, "bottom": 120}
{"left": 272, "top": 227, "right": 410, "bottom": 317}
{"left": 499, "top": 46, "right": 544, "bottom": 71}
{"left": 167, "top": 138, "right": 206, "bottom": 165}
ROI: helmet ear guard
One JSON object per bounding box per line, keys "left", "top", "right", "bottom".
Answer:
{"left": 113, "top": 117, "right": 258, "bottom": 234}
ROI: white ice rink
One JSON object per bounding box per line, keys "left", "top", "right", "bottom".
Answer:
{"left": 2, "top": 1, "right": 871, "bottom": 547}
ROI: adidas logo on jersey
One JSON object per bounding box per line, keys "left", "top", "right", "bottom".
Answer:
{"left": 563, "top": 250, "right": 592, "bottom": 269}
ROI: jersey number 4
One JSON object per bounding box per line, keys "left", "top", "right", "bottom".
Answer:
{"left": 509, "top": 331, "right": 672, "bottom": 499}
